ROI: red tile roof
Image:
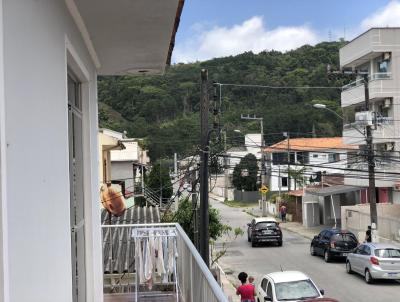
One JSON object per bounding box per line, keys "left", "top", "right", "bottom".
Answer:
{"left": 265, "top": 137, "right": 358, "bottom": 153}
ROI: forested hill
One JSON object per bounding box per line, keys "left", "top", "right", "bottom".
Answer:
{"left": 98, "top": 41, "right": 351, "bottom": 161}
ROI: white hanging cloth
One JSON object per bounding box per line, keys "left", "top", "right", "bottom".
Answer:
{"left": 155, "top": 235, "right": 166, "bottom": 277}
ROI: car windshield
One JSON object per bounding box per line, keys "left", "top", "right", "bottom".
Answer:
{"left": 256, "top": 222, "right": 277, "bottom": 228}
{"left": 374, "top": 248, "right": 400, "bottom": 258}
{"left": 275, "top": 279, "right": 320, "bottom": 301}
{"left": 331, "top": 233, "right": 357, "bottom": 242}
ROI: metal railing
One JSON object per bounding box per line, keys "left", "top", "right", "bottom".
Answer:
{"left": 342, "top": 72, "right": 392, "bottom": 91}
{"left": 143, "top": 186, "right": 161, "bottom": 206}
{"left": 102, "top": 223, "right": 229, "bottom": 302}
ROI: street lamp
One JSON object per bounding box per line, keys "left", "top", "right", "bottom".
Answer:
{"left": 313, "top": 101, "right": 378, "bottom": 241}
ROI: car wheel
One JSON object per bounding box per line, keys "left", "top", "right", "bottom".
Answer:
{"left": 277, "top": 240, "right": 283, "bottom": 247}
{"left": 324, "top": 250, "right": 331, "bottom": 263}
{"left": 251, "top": 238, "right": 257, "bottom": 247}
{"left": 365, "top": 269, "right": 374, "bottom": 284}
{"left": 346, "top": 261, "right": 353, "bottom": 274}
{"left": 310, "top": 245, "right": 316, "bottom": 256}
{"left": 247, "top": 235, "right": 251, "bottom": 242}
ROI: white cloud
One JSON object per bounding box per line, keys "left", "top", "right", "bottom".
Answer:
{"left": 361, "top": 0, "right": 400, "bottom": 29}
{"left": 173, "top": 16, "right": 319, "bottom": 63}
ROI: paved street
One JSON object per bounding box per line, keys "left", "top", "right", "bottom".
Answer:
{"left": 211, "top": 197, "right": 400, "bottom": 302}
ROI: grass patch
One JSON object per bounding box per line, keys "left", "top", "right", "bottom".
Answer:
{"left": 223, "top": 200, "right": 258, "bottom": 208}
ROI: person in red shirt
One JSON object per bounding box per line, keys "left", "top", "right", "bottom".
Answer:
{"left": 235, "top": 272, "right": 256, "bottom": 302}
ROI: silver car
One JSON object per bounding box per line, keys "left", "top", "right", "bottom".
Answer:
{"left": 346, "top": 243, "right": 400, "bottom": 283}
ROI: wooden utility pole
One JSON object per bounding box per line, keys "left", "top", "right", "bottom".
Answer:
{"left": 199, "top": 69, "right": 210, "bottom": 266}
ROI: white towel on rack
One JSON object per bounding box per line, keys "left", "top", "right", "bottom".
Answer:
{"left": 162, "top": 236, "right": 169, "bottom": 283}
{"left": 136, "top": 238, "right": 145, "bottom": 283}
{"left": 155, "top": 235, "right": 166, "bottom": 276}
{"left": 144, "top": 237, "right": 153, "bottom": 281}
{"left": 167, "top": 236, "right": 175, "bottom": 275}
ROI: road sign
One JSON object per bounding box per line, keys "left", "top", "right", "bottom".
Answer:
{"left": 260, "top": 185, "right": 269, "bottom": 194}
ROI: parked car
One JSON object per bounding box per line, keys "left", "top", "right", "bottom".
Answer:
{"left": 346, "top": 243, "right": 400, "bottom": 284}
{"left": 310, "top": 228, "right": 358, "bottom": 262}
{"left": 257, "top": 271, "right": 324, "bottom": 302}
{"left": 247, "top": 217, "right": 282, "bottom": 247}
{"left": 304, "top": 299, "right": 339, "bottom": 302}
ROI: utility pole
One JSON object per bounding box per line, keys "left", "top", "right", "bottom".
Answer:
{"left": 199, "top": 69, "right": 210, "bottom": 266}
{"left": 223, "top": 131, "right": 229, "bottom": 201}
{"left": 240, "top": 114, "right": 266, "bottom": 216}
{"left": 364, "top": 74, "right": 378, "bottom": 238}
{"left": 284, "top": 131, "right": 291, "bottom": 192}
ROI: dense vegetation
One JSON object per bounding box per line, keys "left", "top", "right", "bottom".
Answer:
{"left": 98, "top": 41, "right": 351, "bottom": 161}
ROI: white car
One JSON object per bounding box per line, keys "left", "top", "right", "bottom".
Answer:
{"left": 257, "top": 271, "right": 324, "bottom": 302}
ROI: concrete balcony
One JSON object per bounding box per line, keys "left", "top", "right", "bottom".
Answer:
{"left": 102, "top": 221, "right": 229, "bottom": 302}
{"left": 341, "top": 74, "right": 396, "bottom": 107}
{"left": 340, "top": 28, "right": 400, "bottom": 68}
{"left": 343, "top": 119, "right": 395, "bottom": 145}
{"left": 344, "top": 161, "right": 399, "bottom": 187}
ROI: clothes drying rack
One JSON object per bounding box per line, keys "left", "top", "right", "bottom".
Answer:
{"left": 131, "top": 227, "right": 179, "bottom": 302}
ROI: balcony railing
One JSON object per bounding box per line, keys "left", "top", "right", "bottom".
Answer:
{"left": 342, "top": 72, "right": 392, "bottom": 91}
{"left": 102, "top": 223, "right": 229, "bottom": 302}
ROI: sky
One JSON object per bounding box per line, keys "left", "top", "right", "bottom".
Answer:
{"left": 172, "top": 0, "right": 400, "bottom": 63}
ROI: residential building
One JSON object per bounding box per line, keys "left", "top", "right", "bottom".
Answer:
{"left": 0, "top": 1, "right": 186, "bottom": 302}
{"left": 100, "top": 129, "right": 150, "bottom": 196}
{"left": 98, "top": 130, "right": 125, "bottom": 185}
{"left": 226, "top": 133, "right": 262, "bottom": 175}
{"left": 265, "top": 137, "right": 356, "bottom": 192}
{"left": 340, "top": 27, "right": 400, "bottom": 204}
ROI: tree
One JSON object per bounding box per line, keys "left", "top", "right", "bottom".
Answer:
{"left": 232, "top": 153, "right": 258, "bottom": 191}
{"left": 170, "top": 197, "right": 226, "bottom": 242}
{"left": 146, "top": 160, "right": 173, "bottom": 199}
{"left": 287, "top": 167, "right": 307, "bottom": 190}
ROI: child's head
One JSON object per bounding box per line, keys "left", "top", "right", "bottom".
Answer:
{"left": 238, "top": 272, "right": 248, "bottom": 284}
{"left": 248, "top": 276, "right": 254, "bottom": 283}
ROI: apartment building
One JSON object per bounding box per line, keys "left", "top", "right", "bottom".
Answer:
{"left": 265, "top": 137, "right": 355, "bottom": 192}
{"left": 340, "top": 27, "right": 400, "bottom": 204}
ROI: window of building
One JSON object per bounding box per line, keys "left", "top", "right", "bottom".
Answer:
{"left": 281, "top": 177, "right": 288, "bottom": 187}
{"left": 297, "top": 152, "right": 309, "bottom": 164}
{"left": 272, "top": 153, "right": 287, "bottom": 165}
{"left": 378, "top": 60, "right": 388, "bottom": 73}
{"left": 328, "top": 153, "right": 340, "bottom": 163}
{"left": 313, "top": 154, "right": 318, "bottom": 158}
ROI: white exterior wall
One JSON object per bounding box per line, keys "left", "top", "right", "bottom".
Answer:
{"left": 111, "top": 162, "right": 134, "bottom": 191}
{"left": 2, "top": 1, "right": 102, "bottom": 302}
{"left": 269, "top": 150, "right": 347, "bottom": 192}
{"left": 0, "top": 1, "right": 9, "bottom": 301}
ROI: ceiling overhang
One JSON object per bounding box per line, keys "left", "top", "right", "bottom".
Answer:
{"left": 67, "top": 0, "right": 184, "bottom": 75}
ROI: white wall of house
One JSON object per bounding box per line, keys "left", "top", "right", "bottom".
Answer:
{"left": 269, "top": 150, "right": 347, "bottom": 192}
{"left": 1, "top": 1, "right": 102, "bottom": 301}
{"left": 0, "top": 1, "right": 9, "bottom": 301}
{"left": 111, "top": 162, "right": 135, "bottom": 192}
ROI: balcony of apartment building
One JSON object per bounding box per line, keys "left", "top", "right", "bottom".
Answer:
{"left": 340, "top": 28, "right": 400, "bottom": 107}
{"left": 101, "top": 208, "right": 228, "bottom": 302}
{"left": 342, "top": 98, "right": 396, "bottom": 145}
{"left": 345, "top": 144, "right": 399, "bottom": 188}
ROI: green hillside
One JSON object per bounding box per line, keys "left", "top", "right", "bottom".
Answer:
{"left": 98, "top": 41, "right": 352, "bottom": 161}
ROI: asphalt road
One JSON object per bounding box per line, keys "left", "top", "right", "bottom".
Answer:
{"left": 211, "top": 197, "right": 399, "bottom": 302}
